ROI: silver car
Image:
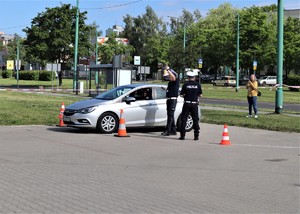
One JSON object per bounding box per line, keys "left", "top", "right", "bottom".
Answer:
{"left": 63, "top": 84, "right": 200, "bottom": 133}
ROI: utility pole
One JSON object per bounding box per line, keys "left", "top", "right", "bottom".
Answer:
{"left": 275, "top": 0, "right": 284, "bottom": 114}
{"left": 235, "top": 13, "right": 240, "bottom": 92}
{"left": 73, "top": 0, "right": 79, "bottom": 94}
{"left": 183, "top": 21, "right": 186, "bottom": 82}
{"left": 95, "top": 26, "right": 99, "bottom": 86}
{"left": 168, "top": 16, "right": 186, "bottom": 81}
{"left": 16, "top": 36, "right": 20, "bottom": 89}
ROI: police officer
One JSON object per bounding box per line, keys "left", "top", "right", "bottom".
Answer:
{"left": 179, "top": 71, "right": 202, "bottom": 140}
{"left": 161, "top": 65, "right": 180, "bottom": 136}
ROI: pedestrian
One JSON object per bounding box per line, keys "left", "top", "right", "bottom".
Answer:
{"left": 179, "top": 71, "right": 202, "bottom": 141}
{"left": 58, "top": 71, "right": 63, "bottom": 86}
{"left": 246, "top": 74, "right": 258, "bottom": 118}
{"left": 161, "top": 65, "right": 180, "bottom": 136}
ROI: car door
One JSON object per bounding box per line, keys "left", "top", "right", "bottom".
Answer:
{"left": 121, "top": 87, "right": 157, "bottom": 127}
{"left": 151, "top": 86, "right": 168, "bottom": 125}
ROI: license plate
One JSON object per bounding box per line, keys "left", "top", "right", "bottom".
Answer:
{"left": 64, "top": 117, "right": 71, "bottom": 122}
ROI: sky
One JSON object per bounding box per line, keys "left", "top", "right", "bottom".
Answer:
{"left": 0, "top": 0, "right": 299, "bottom": 37}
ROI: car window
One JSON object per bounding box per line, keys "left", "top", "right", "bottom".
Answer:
{"left": 155, "top": 87, "right": 167, "bottom": 99}
{"left": 131, "top": 88, "right": 152, "bottom": 100}
{"left": 95, "top": 86, "right": 134, "bottom": 100}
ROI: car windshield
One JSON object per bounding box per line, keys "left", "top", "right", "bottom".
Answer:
{"left": 95, "top": 86, "right": 135, "bottom": 100}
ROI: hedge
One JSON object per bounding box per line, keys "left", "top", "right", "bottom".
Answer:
{"left": 286, "top": 74, "right": 300, "bottom": 86}
{"left": 18, "top": 70, "right": 39, "bottom": 80}
{"left": 1, "top": 70, "right": 55, "bottom": 81}
{"left": 1, "top": 70, "right": 13, "bottom": 78}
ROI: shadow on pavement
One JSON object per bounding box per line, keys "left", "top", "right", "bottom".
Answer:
{"left": 47, "top": 125, "right": 164, "bottom": 135}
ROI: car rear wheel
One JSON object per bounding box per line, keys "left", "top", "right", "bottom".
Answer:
{"left": 224, "top": 83, "right": 228, "bottom": 87}
{"left": 176, "top": 114, "right": 193, "bottom": 132}
{"left": 97, "top": 112, "right": 119, "bottom": 133}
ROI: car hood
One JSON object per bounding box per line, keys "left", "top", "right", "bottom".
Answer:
{"left": 66, "top": 98, "right": 112, "bottom": 110}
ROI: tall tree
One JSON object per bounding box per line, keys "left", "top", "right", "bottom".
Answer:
{"left": 23, "top": 3, "right": 92, "bottom": 67}
{"left": 239, "top": 5, "right": 277, "bottom": 75}
{"left": 6, "top": 35, "right": 27, "bottom": 67}
{"left": 199, "top": 3, "right": 236, "bottom": 76}
{"left": 98, "top": 33, "right": 134, "bottom": 64}
{"left": 167, "top": 9, "right": 202, "bottom": 75}
{"left": 122, "top": 6, "right": 168, "bottom": 75}
{"left": 284, "top": 17, "right": 300, "bottom": 75}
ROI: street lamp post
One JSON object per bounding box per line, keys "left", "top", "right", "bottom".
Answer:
{"left": 168, "top": 16, "right": 186, "bottom": 81}
{"left": 16, "top": 36, "right": 20, "bottom": 89}
{"left": 95, "top": 27, "right": 99, "bottom": 86}
{"left": 275, "top": 0, "right": 284, "bottom": 114}
{"left": 73, "top": 0, "right": 79, "bottom": 94}
{"left": 235, "top": 13, "right": 240, "bottom": 92}
{"left": 183, "top": 21, "right": 186, "bottom": 82}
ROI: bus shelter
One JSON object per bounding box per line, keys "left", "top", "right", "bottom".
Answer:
{"left": 89, "top": 64, "right": 135, "bottom": 95}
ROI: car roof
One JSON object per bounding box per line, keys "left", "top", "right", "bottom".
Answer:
{"left": 121, "top": 83, "right": 167, "bottom": 88}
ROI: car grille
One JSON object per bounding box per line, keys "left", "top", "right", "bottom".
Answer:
{"left": 64, "top": 109, "right": 78, "bottom": 116}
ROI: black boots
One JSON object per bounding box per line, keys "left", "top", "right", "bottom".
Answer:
{"left": 179, "top": 132, "right": 185, "bottom": 140}
{"left": 179, "top": 132, "right": 199, "bottom": 140}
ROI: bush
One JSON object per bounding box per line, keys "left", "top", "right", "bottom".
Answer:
{"left": 1, "top": 70, "right": 13, "bottom": 78}
{"left": 39, "top": 71, "right": 53, "bottom": 81}
{"left": 285, "top": 74, "right": 300, "bottom": 86}
{"left": 19, "top": 70, "right": 39, "bottom": 80}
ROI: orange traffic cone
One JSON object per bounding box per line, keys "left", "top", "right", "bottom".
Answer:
{"left": 114, "top": 109, "right": 130, "bottom": 137}
{"left": 220, "top": 124, "right": 231, "bottom": 145}
{"left": 58, "top": 102, "right": 66, "bottom": 127}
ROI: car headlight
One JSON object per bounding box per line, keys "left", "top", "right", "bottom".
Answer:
{"left": 79, "top": 106, "right": 97, "bottom": 114}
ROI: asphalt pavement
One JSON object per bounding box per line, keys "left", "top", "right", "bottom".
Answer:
{"left": 0, "top": 124, "right": 299, "bottom": 213}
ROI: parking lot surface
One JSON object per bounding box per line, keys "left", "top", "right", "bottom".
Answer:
{"left": 0, "top": 124, "right": 299, "bottom": 213}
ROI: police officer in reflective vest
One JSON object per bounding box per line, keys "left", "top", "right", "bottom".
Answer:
{"left": 161, "top": 65, "right": 180, "bottom": 136}
{"left": 179, "top": 71, "right": 202, "bottom": 140}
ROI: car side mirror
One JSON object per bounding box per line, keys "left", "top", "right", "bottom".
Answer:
{"left": 124, "top": 96, "right": 136, "bottom": 104}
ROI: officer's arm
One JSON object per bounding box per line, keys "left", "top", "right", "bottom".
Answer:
{"left": 198, "top": 85, "right": 203, "bottom": 97}
{"left": 168, "top": 70, "right": 176, "bottom": 81}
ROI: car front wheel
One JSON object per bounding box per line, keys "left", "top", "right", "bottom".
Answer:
{"left": 97, "top": 112, "right": 119, "bottom": 133}
{"left": 176, "top": 114, "right": 193, "bottom": 132}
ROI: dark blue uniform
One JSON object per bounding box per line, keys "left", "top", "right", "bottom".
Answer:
{"left": 162, "top": 69, "right": 179, "bottom": 136}
{"left": 179, "top": 80, "right": 202, "bottom": 140}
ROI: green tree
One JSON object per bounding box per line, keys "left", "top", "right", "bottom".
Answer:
{"left": 284, "top": 17, "right": 300, "bottom": 75}
{"left": 23, "top": 3, "right": 92, "bottom": 67}
{"left": 198, "top": 3, "right": 236, "bottom": 76}
{"left": 122, "top": 6, "right": 169, "bottom": 76}
{"left": 98, "top": 33, "right": 134, "bottom": 64}
{"left": 168, "top": 9, "right": 202, "bottom": 75}
{"left": 6, "top": 35, "right": 27, "bottom": 68}
{"left": 239, "top": 5, "right": 277, "bottom": 75}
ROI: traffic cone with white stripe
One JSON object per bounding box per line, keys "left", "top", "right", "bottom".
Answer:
{"left": 220, "top": 124, "right": 231, "bottom": 145}
{"left": 58, "top": 102, "right": 66, "bottom": 127}
{"left": 114, "top": 109, "right": 130, "bottom": 137}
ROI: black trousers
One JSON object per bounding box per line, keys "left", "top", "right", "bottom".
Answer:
{"left": 165, "top": 99, "right": 177, "bottom": 133}
{"left": 180, "top": 103, "right": 200, "bottom": 134}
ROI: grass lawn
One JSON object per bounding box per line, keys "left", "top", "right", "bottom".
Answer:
{"left": 0, "top": 91, "right": 83, "bottom": 126}
{"left": 0, "top": 78, "right": 299, "bottom": 132}
{"left": 1, "top": 78, "right": 299, "bottom": 103}
{"left": 0, "top": 90, "right": 299, "bottom": 133}
{"left": 201, "top": 109, "right": 300, "bottom": 132}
